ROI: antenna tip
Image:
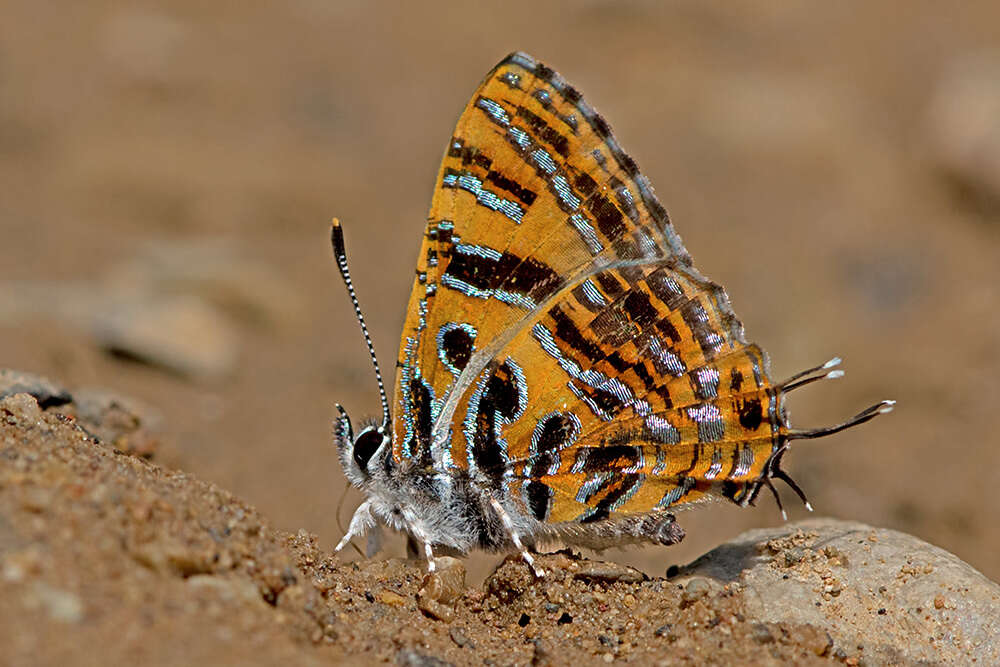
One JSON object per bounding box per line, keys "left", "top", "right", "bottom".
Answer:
{"left": 826, "top": 369, "right": 845, "bottom": 380}
{"left": 823, "top": 357, "right": 842, "bottom": 369}
{"left": 878, "top": 400, "right": 896, "bottom": 414}
{"left": 780, "top": 509, "right": 789, "bottom": 521}
{"left": 331, "top": 220, "right": 346, "bottom": 258}
{"left": 804, "top": 502, "right": 814, "bottom": 512}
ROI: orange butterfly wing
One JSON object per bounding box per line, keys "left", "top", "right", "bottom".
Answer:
{"left": 391, "top": 53, "right": 784, "bottom": 527}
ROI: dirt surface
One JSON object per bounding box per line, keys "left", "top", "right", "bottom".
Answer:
{"left": 0, "top": 392, "right": 889, "bottom": 665}
{"left": 2, "top": 1, "right": 999, "bottom": 664}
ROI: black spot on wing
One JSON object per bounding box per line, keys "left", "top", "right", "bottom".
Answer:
{"left": 549, "top": 305, "right": 604, "bottom": 363}
{"left": 525, "top": 481, "right": 552, "bottom": 521}
{"left": 730, "top": 367, "right": 745, "bottom": 393}
{"left": 516, "top": 106, "right": 570, "bottom": 158}
{"left": 445, "top": 247, "right": 560, "bottom": 304}
{"left": 579, "top": 474, "right": 643, "bottom": 524}
{"left": 535, "top": 413, "right": 579, "bottom": 452}
{"left": 440, "top": 326, "right": 475, "bottom": 373}
{"left": 407, "top": 379, "right": 434, "bottom": 468}
{"left": 737, "top": 397, "right": 764, "bottom": 431}
{"left": 587, "top": 193, "right": 626, "bottom": 242}
{"left": 471, "top": 362, "right": 523, "bottom": 488}
{"left": 579, "top": 445, "right": 641, "bottom": 474}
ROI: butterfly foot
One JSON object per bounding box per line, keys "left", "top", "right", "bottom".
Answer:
{"left": 522, "top": 551, "right": 546, "bottom": 579}
{"left": 333, "top": 533, "right": 352, "bottom": 555}
{"left": 423, "top": 539, "right": 438, "bottom": 573}
{"left": 333, "top": 499, "right": 375, "bottom": 559}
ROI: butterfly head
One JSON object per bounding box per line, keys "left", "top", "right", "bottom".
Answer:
{"left": 334, "top": 404, "right": 391, "bottom": 487}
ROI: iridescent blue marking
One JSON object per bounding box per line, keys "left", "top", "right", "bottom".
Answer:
{"left": 530, "top": 147, "right": 557, "bottom": 175}
{"left": 579, "top": 279, "right": 607, "bottom": 307}
{"left": 575, "top": 472, "right": 613, "bottom": 503}
{"left": 575, "top": 473, "right": 645, "bottom": 518}
{"left": 610, "top": 474, "right": 645, "bottom": 510}
{"left": 476, "top": 97, "right": 510, "bottom": 126}
{"left": 441, "top": 274, "right": 491, "bottom": 301}
{"left": 525, "top": 411, "right": 581, "bottom": 477}
{"left": 533, "top": 323, "right": 596, "bottom": 384}
{"left": 686, "top": 301, "right": 725, "bottom": 353}
{"left": 508, "top": 361, "right": 528, "bottom": 425}
{"left": 633, "top": 227, "right": 660, "bottom": 258}
{"left": 650, "top": 274, "right": 684, "bottom": 302}
{"left": 732, "top": 444, "right": 755, "bottom": 478}
{"left": 568, "top": 381, "right": 613, "bottom": 422}
{"left": 648, "top": 335, "right": 686, "bottom": 377}
{"left": 656, "top": 476, "right": 696, "bottom": 509}
{"left": 692, "top": 366, "right": 720, "bottom": 400}
{"left": 493, "top": 290, "right": 536, "bottom": 309}
{"left": 651, "top": 447, "right": 668, "bottom": 476}
{"left": 529, "top": 411, "right": 581, "bottom": 455}
{"left": 455, "top": 243, "right": 502, "bottom": 261}
{"left": 441, "top": 274, "right": 536, "bottom": 310}
{"left": 621, "top": 448, "right": 646, "bottom": 475}
{"left": 632, "top": 399, "right": 652, "bottom": 417}
{"left": 399, "top": 336, "right": 419, "bottom": 457}
{"left": 618, "top": 185, "right": 635, "bottom": 208}
{"left": 644, "top": 414, "right": 680, "bottom": 445}
{"left": 532, "top": 323, "right": 633, "bottom": 401}
{"left": 552, "top": 174, "right": 581, "bottom": 210}
{"left": 687, "top": 403, "right": 725, "bottom": 443}
{"left": 704, "top": 447, "right": 723, "bottom": 480}
{"left": 400, "top": 336, "right": 439, "bottom": 462}
{"left": 441, "top": 171, "right": 525, "bottom": 224}
{"left": 568, "top": 213, "right": 603, "bottom": 254}
{"left": 602, "top": 377, "right": 635, "bottom": 405}
{"left": 508, "top": 127, "right": 531, "bottom": 150}
{"left": 500, "top": 71, "right": 521, "bottom": 89}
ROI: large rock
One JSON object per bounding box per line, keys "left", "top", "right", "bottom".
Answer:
{"left": 671, "top": 518, "right": 1000, "bottom": 664}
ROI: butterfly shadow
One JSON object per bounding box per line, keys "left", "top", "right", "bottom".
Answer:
{"left": 666, "top": 540, "right": 767, "bottom": 585}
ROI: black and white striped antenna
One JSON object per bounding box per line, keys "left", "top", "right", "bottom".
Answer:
{"left": 330, "top": 219, "right": 391, "bottom": 428}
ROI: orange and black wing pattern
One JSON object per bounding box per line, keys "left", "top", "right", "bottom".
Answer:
{"left": 390, "top": 53, "right": 882, "bottom": 530}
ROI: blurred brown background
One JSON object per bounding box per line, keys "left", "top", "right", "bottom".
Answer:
{"left": 2, "top": 1, "right": 998, "bottom": 582}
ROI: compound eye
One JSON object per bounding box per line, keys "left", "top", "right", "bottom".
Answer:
{"left": 352, "top": 428, "right": 384, "bottom": 470}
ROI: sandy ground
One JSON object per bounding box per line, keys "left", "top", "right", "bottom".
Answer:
{"left": 0, "top": 392, "right": 908, "bottom": 665}
{"left": 1, "top": 1, "right": 999, "bottom": 662}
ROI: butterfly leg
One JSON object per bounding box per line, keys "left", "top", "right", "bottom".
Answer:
{"left": 489, "top": 497, "right": 546, "bottom": 578}
{"left": 398, "top": 507, "right": 439, "bottom": 572}
{"left": 334, "top": 499, "right": 375, "bottom": 555}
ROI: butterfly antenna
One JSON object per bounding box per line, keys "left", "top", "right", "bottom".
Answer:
{"left": 330, "top": 219, "right": 391, "bottom": 428}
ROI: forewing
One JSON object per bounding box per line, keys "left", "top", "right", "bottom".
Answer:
{"left": 392, "top": 53, "right": 695, "bottom": 467}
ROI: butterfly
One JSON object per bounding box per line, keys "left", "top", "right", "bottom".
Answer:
{"left": 330, "top": 52, "right": 893, "bottom": 575}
